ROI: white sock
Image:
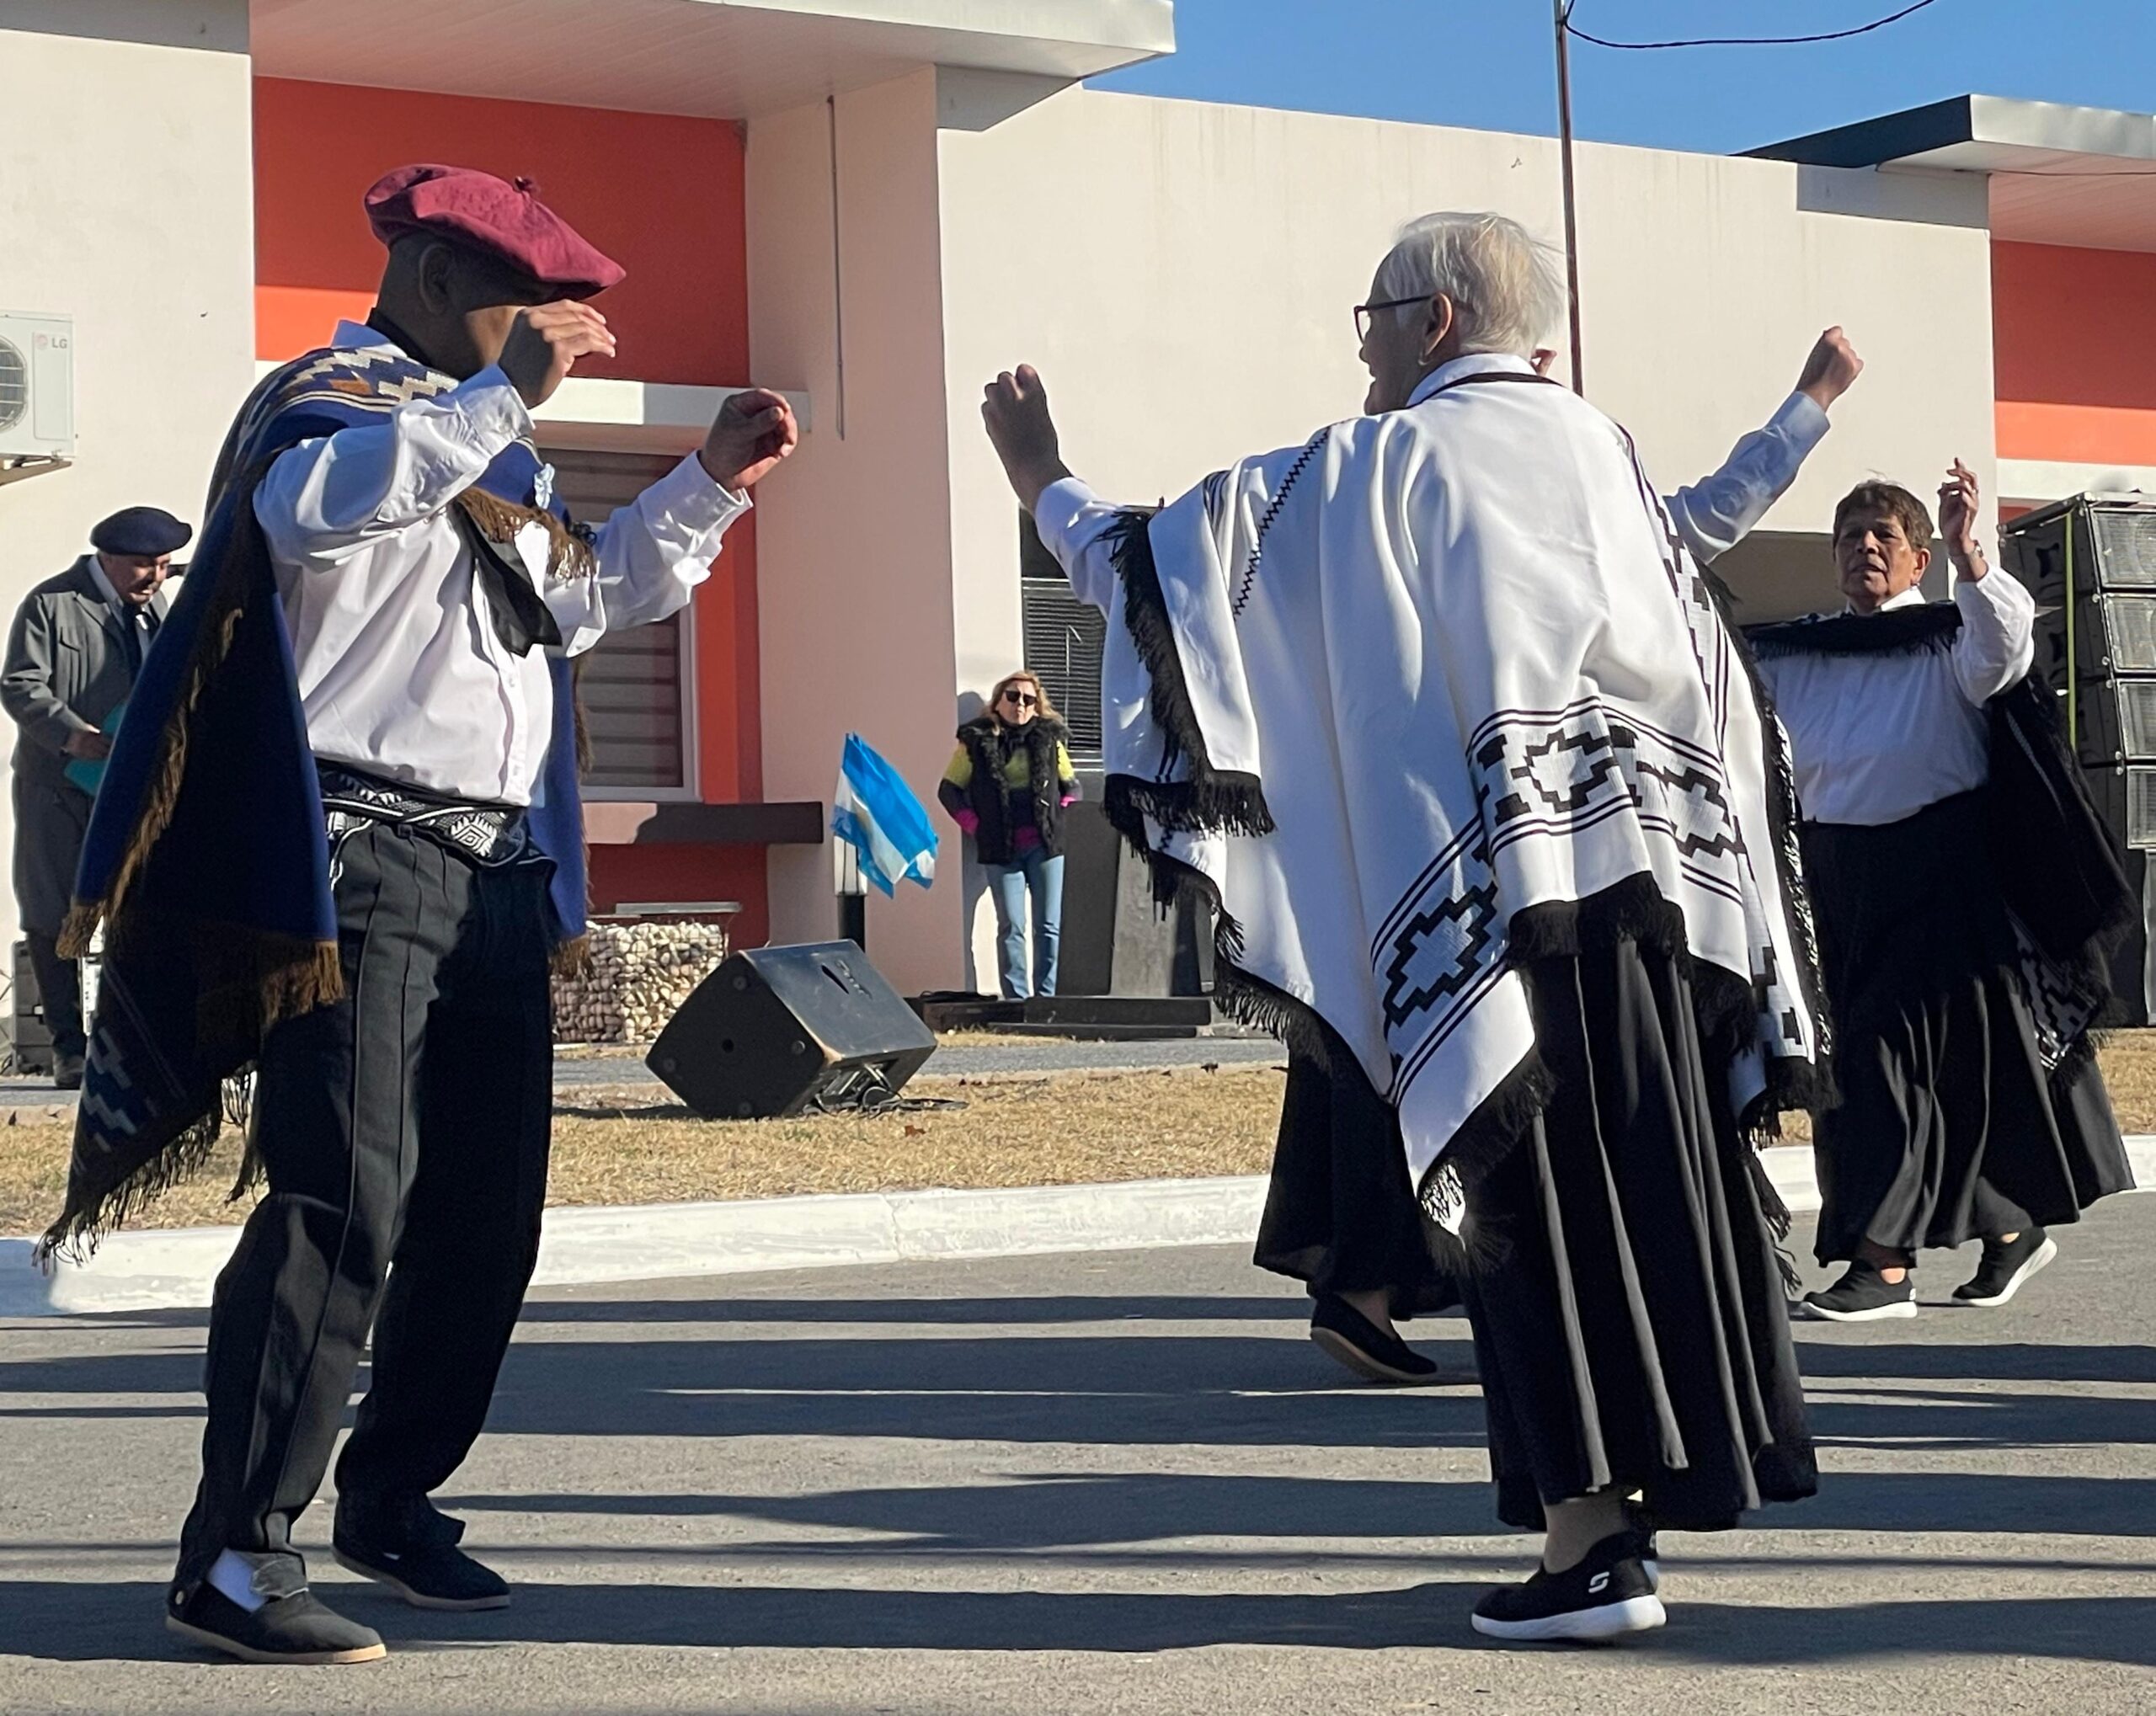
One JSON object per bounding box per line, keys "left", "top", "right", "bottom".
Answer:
{"left": 205, "top": 1549, "right": 272, "bottom": 1613}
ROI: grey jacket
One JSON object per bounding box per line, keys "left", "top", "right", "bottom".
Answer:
{"left": 3, "top": 557, "right": 166, "bottom": 932}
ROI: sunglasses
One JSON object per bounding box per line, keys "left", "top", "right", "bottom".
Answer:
{"left": 1001, "top": 689, "right": 1039, "bottom": 706}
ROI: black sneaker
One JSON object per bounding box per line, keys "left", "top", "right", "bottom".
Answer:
{"left": 1801, "top": 1260, "right": 1916, "bottom": 1322}
{"left": 1622, "top": 1501, "right": 1660, "bottom": 1592}
{"left": 1309, "top": 1292, "right": 1440, "bottom": 1385}
{"left": 166, "top": 1582, "right": 385, "bottom": 1665}
{"left": 1470, "top": 1533, "right": 1666, "bottom": 1643}
{"left": 333, "top": 1495, "right": 510, "bottom": 1611}
{"left": 52, "top": 1054, "right": 83, "bottom": 1091}
{"left": 1953, "top": 1228, "right": 2057, "bottom": 1308}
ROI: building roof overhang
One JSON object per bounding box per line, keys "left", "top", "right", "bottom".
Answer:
{"left": 1752, "top": 94, "right": 2156, "bottom": 253}
{"left": 249, "top": 0, "right": 1174, "bottom": 120}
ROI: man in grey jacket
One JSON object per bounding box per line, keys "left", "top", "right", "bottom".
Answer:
{"left": 3, "top": 506, "right": 186, "bottom": 1085}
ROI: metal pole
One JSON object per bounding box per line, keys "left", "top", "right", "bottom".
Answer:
{"left": 1554, "top": 0, "right": 1586, "bottom": 394}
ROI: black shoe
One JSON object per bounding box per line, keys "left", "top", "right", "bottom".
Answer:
{"left": 1621, "top": 1501, "right": 1660, "bottom": 1592}
{"left": 52, "top": 1054, "right": 83, "bottom": 1091}
{"left": 334, "top": 1496, "right": 510, "bottom": 1611}
{"left": 1953, "top": 1228, "right": 2057, "bottom": 1308}
{"left": 1470, "top": 1533, "right": 1667, "bottom": 1643}
{"left": 166, "top": 1582, "right": 385, "bottom": 1665}
{"left": 1309, "top": 1292, "right": 1440, "bottom": 1384}
{"left": 1801, "top": 1260, "right": 1916, "bottom": 1322}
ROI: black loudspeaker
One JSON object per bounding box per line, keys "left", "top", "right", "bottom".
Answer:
{"left": 2004, "top": 496, "right": 2156, "bottom": 1022}
{"left": 11, "top": 941, "right": 52, "bottom": 1075}
{"left": 645, "top": 941, "right": 937, "bottom": 1119}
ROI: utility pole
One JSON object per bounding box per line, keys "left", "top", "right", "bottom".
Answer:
{"left": 1554, "top": 0, "right": 1585, "bottom": 394}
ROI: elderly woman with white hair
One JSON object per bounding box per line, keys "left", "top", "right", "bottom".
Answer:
{"left": 983, "top": 211, "right": 1825, "bottom": 1642}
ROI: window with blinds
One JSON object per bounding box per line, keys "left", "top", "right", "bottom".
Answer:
{"left": 542, "top": 447, "right": 697, "bottom": 796}
{"left": 1019, "top": 511, "right": 1106, "bottom": 765}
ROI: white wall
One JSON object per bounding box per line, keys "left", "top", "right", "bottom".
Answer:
{"left": 746, "top": 81, "right": 1998, "bottom": 992}
{"left": 935, "top": 85, "right": 1998, "bottom": 669}
{"left": 747, "top": 71, "right": 968, "bottom": 996}
{"left": 0, "top": 3, "right": 255, "bottom": 1018}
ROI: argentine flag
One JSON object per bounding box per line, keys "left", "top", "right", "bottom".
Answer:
{"left": 833, "top": 733, "right": 937, "bottom": 896}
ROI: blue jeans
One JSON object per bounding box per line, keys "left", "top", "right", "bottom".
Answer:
{"left": 985, "top": 847, "right": 1063, "bottom": 999}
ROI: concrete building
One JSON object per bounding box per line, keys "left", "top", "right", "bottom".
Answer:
{"left": 0, "top": 1, "right": 2137, "bottom": 1016}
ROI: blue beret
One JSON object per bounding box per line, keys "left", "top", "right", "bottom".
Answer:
{"left": 90, "top": 507, "right": 192, "bottom": 558}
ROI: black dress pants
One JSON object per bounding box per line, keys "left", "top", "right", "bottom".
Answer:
{"left": 24, "top": 929, "right": 84, "bottom": 1063}
{"left": 173, "top": 823, "right": 555, "bottom": 1596}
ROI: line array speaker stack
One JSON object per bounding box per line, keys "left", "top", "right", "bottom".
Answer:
{"left": 2001, "top": 493, "right": 2156, "bottom": 1021}
{"left": 646, "top": 941, "right": 937, "bottom": 1119}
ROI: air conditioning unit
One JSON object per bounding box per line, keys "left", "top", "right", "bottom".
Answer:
{"left": 0, "top": 313, "right": 74, "bottom": 459}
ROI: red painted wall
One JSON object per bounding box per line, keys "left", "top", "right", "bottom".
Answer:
{"left": 588, "top": 845, "right": 771, "bottom": 951}
{"left": 1993, "top": 241, "right": 2156, "bottom": 465}
{"left": 253, "top": 77, "right": 770, "bottom": 935}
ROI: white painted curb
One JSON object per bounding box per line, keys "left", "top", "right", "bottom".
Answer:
{"left": 0, "top": 1174, "right": 1272, "bottom": 1317}
{"left": 5, "top": 1140, "right": 2151, "bottom": 1319}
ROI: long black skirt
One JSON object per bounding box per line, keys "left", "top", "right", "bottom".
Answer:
{"left": 1804, "top": 794, "right": 2133, "bottom": 1264}
{"left": 1459, "top": 939, "right": 1817, "bottom": 1532}
{"left": 1252, "top": 1009, "right": 1458, "bottom": 1318}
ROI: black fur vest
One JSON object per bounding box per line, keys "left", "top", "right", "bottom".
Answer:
{"left": 957, "top": 713, "right": 1066, "bottom": 865}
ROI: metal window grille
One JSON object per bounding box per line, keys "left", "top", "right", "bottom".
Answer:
{"left": 1019, "top": 506, "right": 1105, "bottom": 765}
{"left": 0, "top": 338, "right": 25, "bottom": 434}
{"left": 542, "top": 447, "right": 696, "bottom": 794}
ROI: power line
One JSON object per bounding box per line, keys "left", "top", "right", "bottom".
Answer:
{"left": 1566, "top": 0, "right": 1941, "bottom": 51}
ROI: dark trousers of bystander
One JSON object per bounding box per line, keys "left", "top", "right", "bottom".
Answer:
{"left": 24, "top": 929, "right": 84, "bottom": 1063}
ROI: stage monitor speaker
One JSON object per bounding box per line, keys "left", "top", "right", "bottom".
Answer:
{"left": 646, "top": 940, "right": 937, "bottom": 1119}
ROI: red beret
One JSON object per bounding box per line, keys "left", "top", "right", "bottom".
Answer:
{"left": 364, "top": 163, "right": 626, "bottom": 297}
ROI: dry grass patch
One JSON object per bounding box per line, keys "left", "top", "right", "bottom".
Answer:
{"left": 0, "top": 1063, "right": 1284, "bottom": 1235}
{"left": 11, "top": 1033, "right": 2155, "bottom": 1240}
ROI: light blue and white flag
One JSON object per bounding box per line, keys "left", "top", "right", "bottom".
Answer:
{"left": 833, "top": 733, "right": 937, "bottom": 896}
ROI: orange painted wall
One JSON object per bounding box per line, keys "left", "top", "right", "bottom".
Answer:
{"left": 1993, "top": 241, "right": 2156, "bottom": 464}
{"left": 253, "top": 77, "right": 769, "bottom": 932}
{"left": 253, "top": 77, "right": 748, "bottom": 381}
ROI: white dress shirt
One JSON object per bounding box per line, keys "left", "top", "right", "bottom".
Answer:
{"left": 253, "top": 322, "right": 748, "bottom": 806}
{"left": 1758, "top": 577, "right": 2037, "bottom": 828}
{"left": 1666, "top": 392, "right": 1828, "bottom": 565}
{"left": 1035, "top": 364, "right": 1827, "bottom": 619}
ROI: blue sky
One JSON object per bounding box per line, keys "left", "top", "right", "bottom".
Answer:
{"left": 1090, "top": 1, "right": 2156, "bottom": 156}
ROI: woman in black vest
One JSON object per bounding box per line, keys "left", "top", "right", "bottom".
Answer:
{"left": 940, "top": 670, "right": 1079, "bottom": 997}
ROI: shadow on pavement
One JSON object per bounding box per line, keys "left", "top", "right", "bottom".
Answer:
{"left": 440, "top": 1469, "right": 2156, "bottom": 1547}
{"left": 8, "top": 1578, "right": 2152, "bottom": 1667}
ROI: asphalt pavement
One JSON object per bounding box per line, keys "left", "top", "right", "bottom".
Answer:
{"left": 2, "top": 1199, "right": 2152, "bottom": 1713}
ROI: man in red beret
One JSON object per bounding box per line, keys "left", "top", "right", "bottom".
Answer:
{"left": 52, "top": 165, "right": 795, "bottom": 1666}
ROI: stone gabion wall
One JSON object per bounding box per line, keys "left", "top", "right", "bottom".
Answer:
{"left": 551, "top": 919, "right": 731, "bottom": 1046}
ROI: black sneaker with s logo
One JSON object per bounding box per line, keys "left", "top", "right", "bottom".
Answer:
{"left": 1470, "top": 1532, "right": 1666, "bottom": 1643}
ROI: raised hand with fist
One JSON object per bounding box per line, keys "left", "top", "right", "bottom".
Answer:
{"left": 981, "top": 365, "right": 1071, "bottom": 514}
{"left": 700, "top": 389, "right": 800, "bottom": 493}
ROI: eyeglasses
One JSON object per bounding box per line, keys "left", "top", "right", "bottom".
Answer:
{"left": 1001, "top": 689, "right": 1038, "bottom": 707}
{"left": 1354, "top": 296, "right": 1428, "bottom": 341}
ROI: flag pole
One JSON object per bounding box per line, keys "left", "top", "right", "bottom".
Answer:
{"left": 1554, "top": 0, "right": 1586, "bottom": 394}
